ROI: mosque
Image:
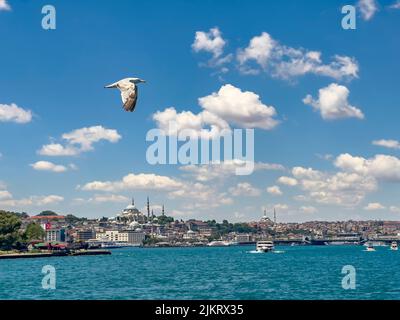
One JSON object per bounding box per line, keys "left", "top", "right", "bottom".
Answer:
{"left": 116, "top": 197, "right": 165, "bottom": 226}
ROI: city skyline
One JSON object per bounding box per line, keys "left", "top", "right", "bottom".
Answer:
{"left": 1, "top": 0, "right": 400, "bottom": 223}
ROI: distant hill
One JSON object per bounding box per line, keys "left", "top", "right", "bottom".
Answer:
{"left": 36, "top": 211, "right": 59, "bottom": 216}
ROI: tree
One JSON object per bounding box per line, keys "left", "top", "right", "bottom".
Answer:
{"left": 38, "top": 211, "right": 58, "bottom": 216}
{"left": 156, "top": 215, "right": 174, "bottom": 225}
{"left": 0, "top": 212, "right": 22, "bottom": 250}
{"left": 65, "top": 214, "right": 86, "bottom": 224}
{"left": 24, "top": 222, "right": 45, "bottom": 241}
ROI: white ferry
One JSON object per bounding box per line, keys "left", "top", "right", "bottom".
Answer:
{"left": 256, "top": 241, "right": 274, "bottom": 253}
{"left": 390, "top": 241, "right": 398, "bottom": 251}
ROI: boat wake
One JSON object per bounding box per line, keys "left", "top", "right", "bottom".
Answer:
{"left": 248, "top": 250, "right": 285, "bottom": 254}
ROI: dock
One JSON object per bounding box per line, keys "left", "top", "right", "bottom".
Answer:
{"left": 0, "top": 250, "right": 111, "bottom": 260}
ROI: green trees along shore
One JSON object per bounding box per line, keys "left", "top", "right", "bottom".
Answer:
{"left": 0, "top": 210, "right": 45, "bottom": 251}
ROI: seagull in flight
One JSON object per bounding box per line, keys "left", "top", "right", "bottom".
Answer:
{"left": 105, "top": 77, "right": 146, "bottom": 112}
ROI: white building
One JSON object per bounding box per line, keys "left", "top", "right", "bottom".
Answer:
{"left": 46, "top": 228, "right": 65, "bottom": 242}
{"left": 96, "top": 230, "right": 145, "bottom": 245}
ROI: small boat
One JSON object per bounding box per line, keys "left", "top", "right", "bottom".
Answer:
{"left": 256, "top": 241, "right": 274, "bottom": 253}
{"left": 390, "top": 241, "right": 398, "bottom": 251}
{"left": 365, "top": 243, "right": 376, "bottom": 252}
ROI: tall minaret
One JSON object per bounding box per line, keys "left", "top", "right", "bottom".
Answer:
{"left": 162, "top": 205, "right": 165, "bottom": 216}
{"left": 132, "top": 197, "right": 135, "bottom": 207}
{"left": 147, "top": 196, "right": 150, "bottom": 218}
{"left": 274, "top": 208, "right": 277, "bottom": 224}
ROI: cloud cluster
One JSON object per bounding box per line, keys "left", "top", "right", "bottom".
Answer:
{"left": 38, "top": 125, "right": 121, "bottom": 156}
{"left": 193, "top": 29, "right": 359, "bottom": 81}
{"left": 229, "top": 182, "right": 261, "bottom": 197}
{"left": 81, "top": 173, "right": 183, "bottom": 192}
{"left": 153, "top": 84, "right": 279, "bottom": 138}
{"left": 0, "top": 192, "right": 64, "bottom": 208}
{"left": 0, "top": 103, "right": 32, "bottom": 124}
{"left": 180, "top": 160, "right": 284, "bottom": 182}
{"left": 280, "top": 165, "right": 377, "bottom": 207}
{"left": 335, "top": 153, "right": 400, "bottom": 182}
{"left": 303, "top": 83, "right": 364, "bottom": 120}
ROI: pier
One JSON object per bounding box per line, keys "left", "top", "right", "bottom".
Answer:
{"left": 0, "top": 250, "right": 111, "bottom": 260}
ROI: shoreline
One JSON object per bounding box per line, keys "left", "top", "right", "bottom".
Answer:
{"left": 0, "top": 250, "right": 111, "bottom": 260}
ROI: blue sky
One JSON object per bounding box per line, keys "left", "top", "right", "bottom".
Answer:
{"left": 0, "top": 0, "right": 399, "bottom": 222}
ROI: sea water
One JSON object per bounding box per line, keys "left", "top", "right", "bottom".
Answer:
{"left": 1, "top": 245, "right": 399, "bottom": 300}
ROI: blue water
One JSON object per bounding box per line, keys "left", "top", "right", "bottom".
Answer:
{"left": 1, "top": 246, "right": 400, "bottom": 300}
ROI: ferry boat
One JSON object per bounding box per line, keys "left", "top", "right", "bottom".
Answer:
{"left": 390, "top": 241, "right": 398, "bottom": 251}
{"left": 256, "top": 241, "right": 274, "bottom": 253}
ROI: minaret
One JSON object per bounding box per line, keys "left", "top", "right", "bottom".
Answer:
{"left": 162, "top": 205, "right": 165, "bottom": 216}
{"left": 132, "top": 197, "right": 135, "bottom": 207}
{"left": 274, "top": 208, "right": 277, "bottom": 224}
{"left": 147, "top": 196, "right": 150, "bottom": 218}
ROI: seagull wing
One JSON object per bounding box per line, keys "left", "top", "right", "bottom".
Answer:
{"left": 120, "top": 83, "right": 138, "bottom": 112}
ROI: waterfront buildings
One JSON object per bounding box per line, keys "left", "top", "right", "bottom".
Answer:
{"left": 46, "top": 228, "right": 66, "bottom": 242}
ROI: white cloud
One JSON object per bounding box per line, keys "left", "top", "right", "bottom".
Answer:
{"left": 229, "top": 182, "right": 261, "bottom": 197}
{"left": 192, "top": 27, "right": 226, "bottom": 59}
{"left": 335, "top": 153, "right": 400, "bottom": 182}
{"left": 364, "top": 202, "right": 385, "bottom": 211}
{"left": 30, "top": 161, "right": 68, "bottom": 173}
{"left": 237, "top": 32, "right": 358, "bottom": 80}
{"left": 0, "top": 0, "right": 10, "bottom": 11}
{"left": 281, "top": 165, "right": 377, "bottom": 207}
{"left": 390, "top": 206, "right": 400, "bottom": 213}
{"left": 38, "top": 143, "right": 80, "bottom": 156}
{"left": 81, "top": 173, "right": 183, "bottom": 192}
{"left": 198, "top": 84, "right": 279, "bottom": 130}
{"left": 303, "top": 83, "right": 364, "bottom": 120}
{"left": 38, "top": 125, "right": 121, "bottom": 156}
{"left": 0, "top": 103, "right": 32, "bottom": 123}
{"left": 278, "top": 176, "right": 298, "bottom": 186}
{"left": 180, "top": 160, "right": 284, "bottom": 182}
{"left": 153, "top": 107, "right": 230, "bottom": 139}
{"left": 299, "top": 206, "right": 318, "bottom": 214}
{"left": 237, "top": 32, "right": 275, "bottom": 71}
{"left": 153, "top": 84, "right": 279, "bottom": 138}
{"left": 170, "top": 182, "right": 233, "bottom": 209}
{"left": 267, "top": 185, "right": 283, "bottom": 196}
{"left": 0, "top": 195, "right": 64, "bottom": 207}
{"left": 0, "top": 190, "right": 12, "bottom": 200}
{"left": 358, "top": 0, "right": 378, "bottom": 20}
{"left": 89, "top": 194, "right": 129, "bottom": 203}
{"left": 372, "top": 139, "right": 400, "bottom": 150}
{"left": 192, "top": 27, "right": 232, "bottom": 71}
